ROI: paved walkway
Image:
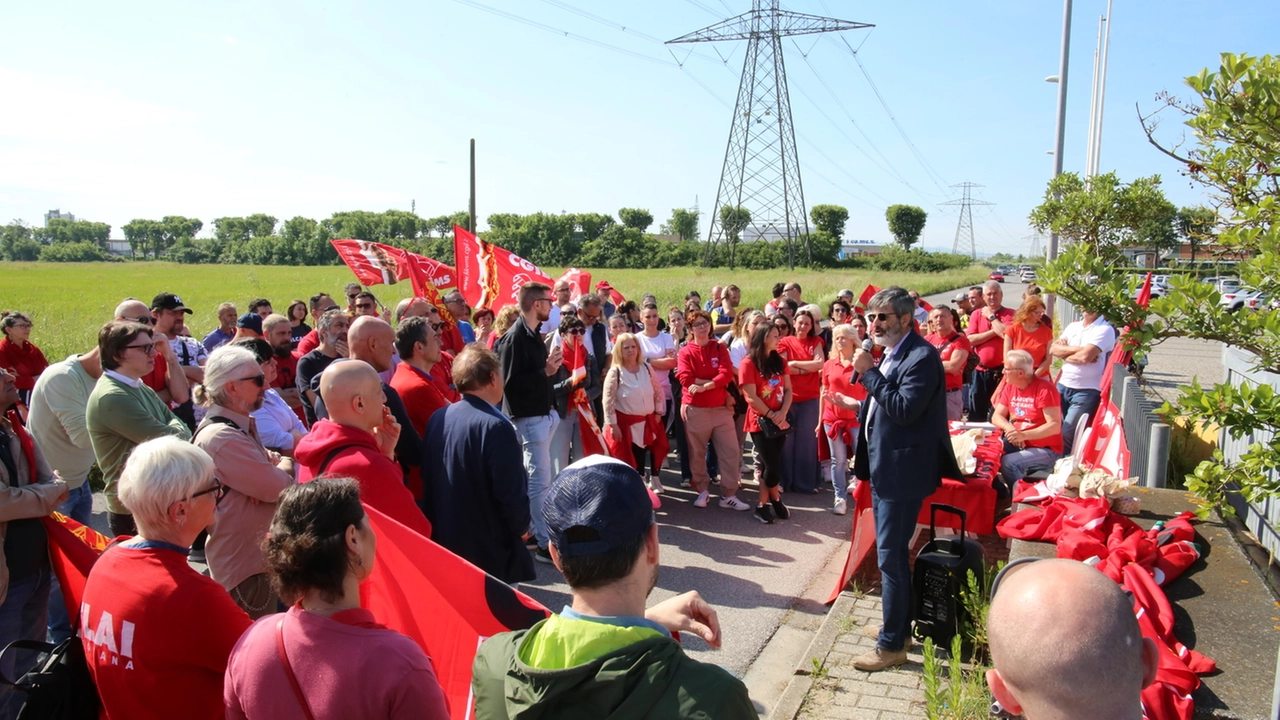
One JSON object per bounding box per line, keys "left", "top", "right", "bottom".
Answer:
{"left": 1142, "top": 336, "right": 1225, "bottom": 402}
{"left": 789, "top": 595, "right": 928, "bottom": 720}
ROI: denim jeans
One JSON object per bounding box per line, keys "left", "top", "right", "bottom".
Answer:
{"left": 824, "top": 424, "right": 856, "bottom": 497}
{"left": 46, "top": 485, "right": 93, "bottom": 644}
{"left": 998, "top": 445, "right": 1061, "bottom": 494}
{"left": 0, "top": 567, "right": 51, "bottom": 720}
{"left": 513, "top": 412, "right": 560, "bottom": 549}
{"left": 1058, "top": 385, "right": 1102, "bottom": 456}
{"left": 873, "top": 489, "right": 922, "bottom": 653}
{"left": 549, "top": 409, "right": 580, "bottom": 478}
{"left": 969, "top": 367, "right": 1003, "bottom": 422}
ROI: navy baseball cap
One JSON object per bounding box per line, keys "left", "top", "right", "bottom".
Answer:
{"left": 236, "top": 313, "right": 263, "bottom": 334}
{"left": 544, "top": 456, "right": 654, "bottom": 558}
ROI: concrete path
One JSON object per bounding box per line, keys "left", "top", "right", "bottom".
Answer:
{"left": 1143, "top": 336, "right": 1225, "bottom": 402}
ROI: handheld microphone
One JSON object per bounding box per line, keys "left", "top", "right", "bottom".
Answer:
{"left": 861, "top": 337, "right": 875, "bottom": 352}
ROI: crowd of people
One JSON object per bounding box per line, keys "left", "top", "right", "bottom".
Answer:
{"left": 0, "top": 273, "right": 1125, "bottom": 718}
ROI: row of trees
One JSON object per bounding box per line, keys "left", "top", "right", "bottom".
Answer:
{"left": 1036, "top": 53, "right": 1278, "bottom": 515}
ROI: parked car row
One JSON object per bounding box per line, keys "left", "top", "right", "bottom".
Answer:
{"left": 991, "top": 265, "right": 1037, "bottom": 283}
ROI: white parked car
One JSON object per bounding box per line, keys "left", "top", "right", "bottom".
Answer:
{"left": 1219, "top": 287, "right": 1266, "bottom": 312}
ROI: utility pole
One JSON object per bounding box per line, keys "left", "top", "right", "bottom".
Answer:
{"left": 668, "top": 1, "right": 871, "bottom": 269}
{"left": 1085, "top": 0, "right": 1114, "bottom": 178}
{"left": 469, "top": 139, "right": 477, "bottom": 233}
{"left": 940, "top": 182, "right": 994, "bottom": 260}
{"left": 1048, "top": 0, "right": 1072, "bottom": 266}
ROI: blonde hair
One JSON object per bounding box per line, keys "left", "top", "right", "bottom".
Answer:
{"left": 492, "top": 305, "right": 521, "bottom": 339}
{"left": 610, "top": 332, "right": 642, "bottom": 368}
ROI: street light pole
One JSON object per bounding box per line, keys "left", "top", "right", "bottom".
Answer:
{"left": 1049, "top": 0, "right": 1073, "bottom": 265}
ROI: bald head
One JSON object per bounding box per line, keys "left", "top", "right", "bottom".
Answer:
{"left": 348, "top": 316, "right": 396, "bottom": 372}
{"left": 114, "top": 299, "right": 150, "bottom": 323}
{"left": 318, "top": 361, "right": 385, "bottom": 432}
{"left": 987, "top": 560, "right": 1156, "bottom": 720}
{"left": 395, "top": 297, "right": 431, "bottom": 324}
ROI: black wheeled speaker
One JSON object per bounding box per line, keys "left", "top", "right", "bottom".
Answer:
{"left": 912, "top": 503, "right": 986, "bottom": 647}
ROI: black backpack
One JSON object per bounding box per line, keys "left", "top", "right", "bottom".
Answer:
{"left": 0, "top": 636, "right": 100, "bottom": 719}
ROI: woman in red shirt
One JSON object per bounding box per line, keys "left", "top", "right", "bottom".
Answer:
{"left": 225, "top": 478, "right": 449, "bottom": 720}
{"left": 1003, "top": 295, "right": 1053, "bottom": 378}
{"left": 820, "top": 323, "right": 866, "bottom": 515}
{"left": 81, "top": 437, "right": 252, "bottom": 720}
{"left": 740, "top": 322, "right": 792, "bottom": 525}
{"left": 778, "top": 309, "right": 826, "bottom": 494}
{"left": 0, "top": 312, "right": 48, "bottom": 406}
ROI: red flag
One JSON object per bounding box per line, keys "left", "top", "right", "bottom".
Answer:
{"left": 595, "top": 280, "right": 627, "bottom": 307}
{"left": 557, "top": 269, "right": 592, "bottom": 304}
{"left": 559, "top": 334, "right": 607, "bottom": 458}
{"left": 42, "top": 512, "right": 114, "bottom": 619}
{"left": 360, "top": 504, "right": 550, "bottom": 720}
{"left": 1135, "top": 271, "right": 1154, "bottom": 309}
{"left": 454, "top": 227, "right": 552, "bottom": 312}
{"left": 856, "top": 284, "right": 881, "bottom": 311}
{"left": 330, "top": 239, "right": 457, "bottom": 299}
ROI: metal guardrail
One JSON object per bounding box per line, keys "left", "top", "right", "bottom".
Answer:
{"left": 1221, "top": 345, "right": 1280, "bottom": 562}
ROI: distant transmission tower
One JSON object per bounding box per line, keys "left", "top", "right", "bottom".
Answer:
{"left": 668, "top": 1, "right": 872, "bottom": 269}
{"left": 940, "top": 182, "right": 994, "bottom": 260}
{"left": 1028, "top": 232, "right": 1044, "bottom": 258}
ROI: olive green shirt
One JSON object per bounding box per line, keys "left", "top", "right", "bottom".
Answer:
{"left": 86, "top": 372, "right": 190, "bottom": 514}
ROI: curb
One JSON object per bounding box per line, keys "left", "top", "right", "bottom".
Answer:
{"left": 769, "top": 591, "right": 859, "bottom": 720}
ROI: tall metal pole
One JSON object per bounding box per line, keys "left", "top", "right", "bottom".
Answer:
{"left": 1085, "top": 15, "right": 1103, "bottom": 178}
{"left": 469, "top": 139, "right": 476, "bottom": 233}
{"left": 1048, "top": 0, "right": 1072, "bottom": 265}
{"left": 1091, "top": 0, "right": 1114, "bottom": 177}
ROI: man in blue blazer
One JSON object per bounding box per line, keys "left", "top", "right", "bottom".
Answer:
{"left": 422, "top": 345, "right": 536, "bottom": 584}
{"left": 852, "top": 286, "right": 963, "bottom": 671}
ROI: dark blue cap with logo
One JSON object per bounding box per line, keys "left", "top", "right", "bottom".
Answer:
{"left": 543, "top": 456, "right": 654, "bottom": 558}
{"left": 236, "top": 313, "right": 263, "bottom": 334}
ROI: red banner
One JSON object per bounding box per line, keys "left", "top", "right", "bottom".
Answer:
{"left": 454, "top": 226, "right": 552, "bottom": 312}
{"left": 330, "top": 239, "right": 456, "bottom": 298}
{"left": 856, "top": 284, "right": 881, "bottom": 311}
{"left": 43, "top": 512, "right": 114, "bottom": 619}
{"left": 360, "top": 504, "right": 549, "bottom": 720}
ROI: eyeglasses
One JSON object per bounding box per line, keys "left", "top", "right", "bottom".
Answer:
{"left": 10, "top": 323, "right": 31, "bottom": 330}
{"left": 534, "top": 297, "right": 553, "bottom": 305}
{"left": 565, "top": 328, "right": 585, "bottom": 336}
{"left": 236, "top": 374, "right": 266, "bottom": 387}
{"left": 430, "top": 322, "right": 445, "bottom": 332}
{"left": 832, "top": 308, "right": 848, "bottom": 315}
{"left": 191, "top": 479, "right": 228, "bottom": 504}
{"left": 124, "top": 342, "right": 157, "bottom": 355}
{"left": 866, "top": 312, "right": 901, "bottom": 323}
{"left": 347, "top": 294, "right": 360, "bottom": 301}
{"left": 690, "top": 321, "right": 710, "bottom": 329}
{"left": 128, "top": 316, "right": 154, "bottom": 325}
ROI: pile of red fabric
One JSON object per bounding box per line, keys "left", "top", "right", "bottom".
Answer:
{"left": 998, "top": 497, "right": 1215, "bottom": 720}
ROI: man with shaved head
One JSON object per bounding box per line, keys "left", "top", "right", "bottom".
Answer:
{"left": 294, "top": 360, "right": 431, "bottom": 536}
{"left": 986, "top": 559, "right": 1159, "bottom": 720}
{"left": 394, "top": 297, "right": 432, "bottom": 325}
{"left": 343, "top": 316, "right": 420, "bottom": 482}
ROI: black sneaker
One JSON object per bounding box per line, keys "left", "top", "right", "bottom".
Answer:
{"left": 524, "top": 535, "right": 539, "bottom": 550}
{"left": 754, "top": 504, "right": 775, "bottom": 524}
{"left": 771, "top": 499, "right": 790, "bottom": 520}
{"left": 534, "top": 546, "right": 554, "bottom": 564}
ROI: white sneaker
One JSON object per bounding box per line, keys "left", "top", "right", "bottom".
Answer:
{"left": 719, "top": 495, "right": 752, "bottom": 511}
{"left": 833, "top": 497, "right": 848, "bottom": 515}
{"left": 693, "top": 491, "right": 710, "bottom": 508}
{"left": 649, "top": 474, "right": 664, "bottom": 494}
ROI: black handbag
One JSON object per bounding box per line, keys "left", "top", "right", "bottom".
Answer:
{"left": 757, "top": 411, "right": 795, "bottom": 439}
{"left": 0, "top": 637, "right": 100, "bottom": 720}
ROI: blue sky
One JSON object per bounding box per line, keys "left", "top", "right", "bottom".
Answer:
{"left": 2, "top": 0, "right": 1276, "bottom": 254}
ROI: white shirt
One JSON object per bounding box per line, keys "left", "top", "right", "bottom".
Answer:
{"left": 865, "top": 332, "right": 911, "bottom": 423}
{"left": 615, "top": 365, "right": 657, "bottom": 446}
{"left": 103, "top": 368, "right": 143, "bottom": 389}
{"left": 729, "top": 338, "right": 749, "bottom": 370}
{"left": 1057, "top": 316, "right": 1117, "bottom": 390}
{"left": 251, "top": 389, "right": 307, "bottom": 451}
{"left": 636, "top": 332, "right": 676, "bottom": 401}
{"left": 169, "top": 336, "right": 207, "bottom": 367}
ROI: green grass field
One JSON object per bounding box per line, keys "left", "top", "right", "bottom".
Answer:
{"left": 2, "top": 262, "right": 990, "bottom": 360}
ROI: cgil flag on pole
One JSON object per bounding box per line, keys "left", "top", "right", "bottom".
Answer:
{"left": 454, "top": 226, "right": 552, "bottom": 312}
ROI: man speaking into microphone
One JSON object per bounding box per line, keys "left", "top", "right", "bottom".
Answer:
{"left": 850, "top": 287, "right": 962, "bottom": 672}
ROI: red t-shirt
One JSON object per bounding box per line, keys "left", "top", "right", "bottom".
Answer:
{"left": 739, "top": 356, "right": 790, "bottom": 433}
{"left": 925, "top": 331, "right": 972, "bottom": 391}
{"left": 294, "top": 329, "right": 320, "bottom": 358}
{"left": 1005, "top": 322, "right": 1054, "bottom": 376}
{"left": 676, "top": 341, "right": 734, "bottom": 408}
{"left": 778, "top": 335, "right": 824, "bottom": 402}
{"left": 272, "top": 351, "right": 299, "bottom": 392}
{"left": 0, "top": 339, "right": 49, "bottom": 391}
{"left": 82, "top": 543, "right": 253, "bottom": 720}
{"left": 820, "top": 357, "right": 866, "bottom": 425}
{"left": 995, "top": 376, "right": 1063, "bottom": 453}
{"left": 967, "top": 306, "right": 1015, "bottom": 369}
{"left": 140, "top": 357, "right": 170, "bottom": 396}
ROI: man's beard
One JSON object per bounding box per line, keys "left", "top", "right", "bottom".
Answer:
{"left": 273, "top": 344, "right": 291, "bottom": 359}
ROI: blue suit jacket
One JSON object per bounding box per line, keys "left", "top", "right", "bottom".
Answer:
{"left": 422, "top": 394, "right": 535, "bottom": 583}
{"left": 853, "top": 331, "right": 963, "bottom": 501}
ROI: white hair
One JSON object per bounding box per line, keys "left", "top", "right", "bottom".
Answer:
{"left": 1006, "top": 349, "right": 1035, "bottom": 373}
{"left": 194, "top": 345, "right": 260, "bottom": 407}
{"left": 118, "top": 437, "right": 214, "bottom": 533}
{"left": 832, "top": 323, "right": 858, "bottom": 340}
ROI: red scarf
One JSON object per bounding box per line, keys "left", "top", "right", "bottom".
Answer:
{"left": 606, "top": 412, "right": 670, "bottom": 472}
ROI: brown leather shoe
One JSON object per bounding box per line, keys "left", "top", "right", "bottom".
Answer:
{"left": 853, "top": 646, "right": 909, "bottom": 672}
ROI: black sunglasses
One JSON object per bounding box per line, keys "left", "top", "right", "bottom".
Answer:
{"left": 236, "top": 374, "right": 266, "bottom": 387}
{"left": 866, "top": 312, "right": 902, "bottom": 323}
{"left": 124, "top": 342, "right": 157, "bottom": 354}
{"left": 191, "top": 479, "right": 228, "bottom": 504}
{"left": 430, "top": 322, "right": 445, "bottom": 332}
{"left": 129, "top": 316, "right": 154, "bottom": 325}
{"left": 565, "top": 328, "right": 585, "bottom": 336}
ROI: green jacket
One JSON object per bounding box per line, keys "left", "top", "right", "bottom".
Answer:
{"left": 472, "top": 615, "right": 758, "bottom": 720}
{"left": 86, "top": 373, "right": 190, "bottom": 513}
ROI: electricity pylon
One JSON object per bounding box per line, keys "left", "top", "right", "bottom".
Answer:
{"left": 940, "top": 182, "right": 994, "bottom": 260}
{"left": 668, "top": 1, "right": 872, "bottom": 269}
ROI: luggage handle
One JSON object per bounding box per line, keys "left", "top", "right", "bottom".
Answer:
{"left": 928, "top": 503, "right": 967, "bottom": 550}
